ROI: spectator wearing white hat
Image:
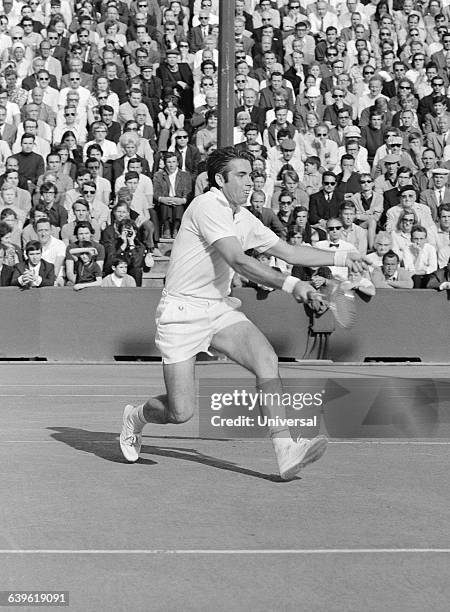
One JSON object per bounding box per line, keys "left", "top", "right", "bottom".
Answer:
{"left": 419, "top": 168, "right": 450, "bottom": 222}
{"left": 293, "top": 86, "right": 325, "bottom": 132}
{"left": 386, "top": 184, "right": 435, "bottom": 233}
{"left": 374, "top": 135, "right": 417, "bottom": 178}
{"left": 334, "top": 130, "right": 371, "bottom": 175}
{"left": 303, "top": 123, "right": 338, "bottom": 171}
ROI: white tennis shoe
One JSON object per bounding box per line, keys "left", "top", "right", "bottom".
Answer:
{"left": 275, "top": 435, "right": 328, "bottom": 481}
{"left": 120, "top": 405, "right": 143, "bottom": 463}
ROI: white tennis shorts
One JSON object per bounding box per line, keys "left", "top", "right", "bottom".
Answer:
{"left": 155, "top": 290, "right": 248, "bottom": 364}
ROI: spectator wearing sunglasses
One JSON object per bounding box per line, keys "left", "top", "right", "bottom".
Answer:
{"left": 308, "top": 172, "right": 344, "bottom": 227}
{"left": 323, "top": 88, "right": 353, "bottom": 129}
{"left": 21, "top": 57, "right": 58, "bottom": 92}
{"left": 315, "top": 217, "right": 358, "bottom": 280}
{"left": 52, "top": 106, "right": 87, "bottom": 146}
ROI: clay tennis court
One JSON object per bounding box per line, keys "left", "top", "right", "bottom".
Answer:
{"left": 1, "top": 361, "right": 449, "bottom": 611}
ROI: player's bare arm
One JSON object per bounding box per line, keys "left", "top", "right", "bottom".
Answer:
{"left": 212, "top": 235, "right": 315, "bottom": 301}
{"left": 266, "top": 240, "right": 371, "bottom": 274}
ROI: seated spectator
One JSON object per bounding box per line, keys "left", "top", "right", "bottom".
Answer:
{"left": 69, "top": 241, "right": 103, "bottom": 291}
{"left": 428, "top": 205, "right": 450, "bottom": 269}
{"left": 35, "top": 181, "right": 68, "bottom": 231}
{"left": 302, "top": 123, "right": 339, "bottom": 171}
{"left": 235, "top": 123, "right": 268, "bottom": 160}
{"left": 365, "top": 232, "right": 394, "bottom": 271}
{"left": 153, "top": 150, "right": 192, "bottom": 239}
{"left": 110, "top": 218, "right": 145, "bottom": 286}
{"left": 21, "top": 204, "right": 59, "bottom": 248}
{"left": 308, "top": 172, "right": 343, "bottom": 228}
{"left": 101, "top": 201, "right": 130, "bottom": 269}
{"left": 248, "top": 189, "right": 284, "bottom": 237}
{"left": 419, "top": 167, "right": 450, "bottom": 223}
{"left": 60, "top": 131, "right": 84, "bottom": 167}
{"left": 315, "top": 217, "right": 359, "bottom": 280}
{"left": 402, "top": 225, "right": 438, "bottom": 285}
{"left": 288, "top": 206, "right": 326, "bottom": 245}
{"left": 12, "top": 132, "right": 45, "bottom": 190}
{"left": 275, "top": 190, "right": 294, "bottom": 238}
{"left": 101, "top": 255, "right": 137, "bottom": 287}
{"left": 34, "top": 217, "right": 66, "bottom": 286}
{"left": 118, "top": 176, "right": 158, "bottom": 257}
{"left": 0, "top": 219, "right": 22, "bottom": 267}
{"left": 61, "top": 199, "right": 101, "bottom": 245}
{"left": 0, "top": 184, "right": 27, "bottom": 228}
{"left": 385, "top": 184, "right": 435, "bottom": 233}
{"left": 426, "top": 256, "right": 450, "bottom": 290}
{"left": 112, "top": 131, "right": 151, "bottom": 185}
{"left": 391, "top": 210, "right": 417, "bottom": 262}
{"left": 56, "top": 145, "right": 78, "bottom": 182}
{"left": 195, "top": 109, "right": 217, "bottom": 158}
{"left": 0, "top": 243, "right": 13, "bottom": 286}
{"left": 271, "top": 168, "right": 308, "bottom": 212}
{"left": 171, "top": 128, "right": 201, "bottom": 177}
{"left": 157, "top": 93, "right": 185, "bottom": 151}
{"left": 65, "top": 221, "right": 105, "bottom": 286}
{"left": 334, "top": 154, "right": 362, "bottom": 197}
{"left": 301, "top": 156, "right": 322, "bottom": 196}
{"left": 12, "top": 240, "right": 55, "bottom": 288}
{"left": 234, "top": 111, "right": 252, "bottom": 146}
{"left": 69, "top": 180, "right": 110, "bottom": 232}
{"left": 348, "top": 173, "right": 382, "bottom": 249}
{"left": 270, "top": 137, "right": 304, "bottom": 183}
{"left": 371, "top": 250, "right": 414, "bottom": 289}
{"left": 0, "top": 208, "right": 21, "bottom": 245}
{"left": 248, "top": 169, "right": 272, "bottom": 207}
{"left": 339, "top": 201, "right": 368, "bottom": 255}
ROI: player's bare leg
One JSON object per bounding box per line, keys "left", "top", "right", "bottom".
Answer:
{"left": 210, "top": 320, "right": 327, "bottom": 480}
{"left": 120, "top": 357, "right": 196, "bottom": 462}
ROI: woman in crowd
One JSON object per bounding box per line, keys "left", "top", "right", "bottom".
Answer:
{"left": 195, "top": 109, "right": 217, "bottom": 158}
{"left": 391, "top": 209, "right": 418, "bottom": 262}
{"left": 60, "top": 131, "right": 84, "bottom": 166}
{"left": 157, "top": 94, "right": 185, "bottom": 151}
{"left": 87, "top": 76, "right": 120, "bottom": 121}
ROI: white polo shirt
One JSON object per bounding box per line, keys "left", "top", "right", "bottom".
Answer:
{"left": 165, "top": 187, "right": 279, "bottom": 300}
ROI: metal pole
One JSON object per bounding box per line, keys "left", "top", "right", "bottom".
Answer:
{"left": 218, "top": 0, "right": 235, "bottom": 147}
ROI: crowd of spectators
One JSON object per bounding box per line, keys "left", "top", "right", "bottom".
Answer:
{"left": 0, "top": 0, "right": 449, "bottom": 292}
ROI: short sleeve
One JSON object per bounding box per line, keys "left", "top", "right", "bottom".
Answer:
{"left": 238, "top": 209, "right": 280, "bottom": 253}
{"left": 192, "top": 197, "right": 237, "bottom": 246}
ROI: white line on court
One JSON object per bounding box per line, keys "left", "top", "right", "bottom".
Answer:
{"left": 0, "top": 384, "right": 151, "bottom": 387}
{"left": 0, "top": 394, "right": 145, "bottom": 397}
{"left": 1, "top": 440, "right": 450, "bottom": 444}
{"left": 0, "top": 549, "right": 449, "bottom": 555}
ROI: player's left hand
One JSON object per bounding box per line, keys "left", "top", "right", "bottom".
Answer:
{"left": 293, "top": 281, "right": 328, "bottom": 314}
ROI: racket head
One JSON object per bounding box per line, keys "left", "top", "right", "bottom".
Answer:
{"left": 319, "top": 279, "right": 357, "bottom": 329}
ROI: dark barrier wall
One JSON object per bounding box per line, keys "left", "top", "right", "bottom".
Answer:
{"left": 0, "top": 287, "right": 448, "bottom": 362}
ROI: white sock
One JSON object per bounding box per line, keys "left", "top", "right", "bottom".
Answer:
{"left": 130, "top": 404, "right": 147, "bottom": 430}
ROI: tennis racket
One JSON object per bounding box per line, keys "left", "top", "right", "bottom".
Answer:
{"left": 307, "top": 279, "right": 357, "bottom": 329}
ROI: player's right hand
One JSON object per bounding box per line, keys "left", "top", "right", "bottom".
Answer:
{"left": 345, "top": 251, "right": 371, "bottom": 273}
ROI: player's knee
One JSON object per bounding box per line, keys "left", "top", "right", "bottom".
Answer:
{"left": 253, "top": 348, "right": 279, "bottom": 380}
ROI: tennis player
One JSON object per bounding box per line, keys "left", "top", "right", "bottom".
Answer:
{"left": 120, "top": 147, "right": 367, "bottom": 480}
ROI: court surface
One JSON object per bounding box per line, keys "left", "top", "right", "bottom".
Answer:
{"left": 0, "top": 362, "right": 449, "bottom": 612}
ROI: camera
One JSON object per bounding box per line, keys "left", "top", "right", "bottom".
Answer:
{"left": 126, "top": 229, "right": 134, "bottom": 237}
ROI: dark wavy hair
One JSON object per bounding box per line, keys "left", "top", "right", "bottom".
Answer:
{"left": 206, "top": 147, "right": 254, "bottom": 189}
